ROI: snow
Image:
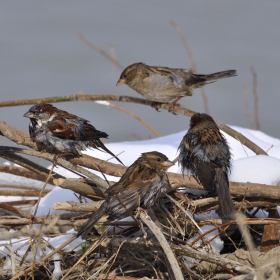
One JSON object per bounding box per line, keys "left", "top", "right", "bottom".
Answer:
{"left": 230, "top": 155, "right": 280, "bottom": 185}
{"left": 95, "top": 100, "right": 111, "bottom": 106}
{"left": 1, "top": 125, "right": 280, "bottom": 268}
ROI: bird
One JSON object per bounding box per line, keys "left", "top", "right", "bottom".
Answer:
{"left": 23, "top": 103, "right": 123, "bottom": 164}
{"left": 76, "top": 151, "right": 174, "bottom": 239}
{"left": 116, "top": 62, "right": 236, "bottom": 113}
{"left": 178, "top": 113, "right": 235, "bottom": 224}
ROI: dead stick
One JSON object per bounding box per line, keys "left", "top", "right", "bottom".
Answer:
{"left": 140, "top": 211, "right": 184, "bottom": 280}
{"left": 9, "top": 236, "right": 76, "bottom": 280}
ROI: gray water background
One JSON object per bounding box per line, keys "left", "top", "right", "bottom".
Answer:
{"left": 0, "top": 1, "right": 279, "bottom": 164}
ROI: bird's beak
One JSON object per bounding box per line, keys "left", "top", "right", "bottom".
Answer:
{"left": 23, "top": 111, "right": 34, "bottom": 118}
{"left": 163, "top": 160, "right": 174, "bottom": 168}
{"left": 116, "top": 78, "right": 125, "bottom": 86}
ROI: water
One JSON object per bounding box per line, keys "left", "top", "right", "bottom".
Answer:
{"left": 0, "top": 1, "right": 279, "bottom": 165}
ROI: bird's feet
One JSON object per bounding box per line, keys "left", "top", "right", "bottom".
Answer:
{"left": 151, "top": 102, "right": 161, "bottom": 112}
{"left": 168, "top": 101, "right": 181, "bottom": 115}
{"left": 168, "top": 96, "right": 183, "bottom": 114}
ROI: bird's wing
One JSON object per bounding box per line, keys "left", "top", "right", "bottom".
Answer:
{"left": 107, "top": 183, "right": 151, "bottom": 220}
{"left": 143, "top": 73, "right": 174, "bottom": 89}
{"left": 106, "top": 161, "right": 164, "bottom": 215}
{"left": 48, "top": 115, "right": 107, "bottom": 140}
{"left": 108, "top": 173, "right": 168, "bottom": 220}
{"left": 47, "top": 116, "right": 77, "bottom": 139}
{"left": 140, "top": 64, "right": 189, "bottom": 89}
{"left": 193, "top": 160, "right": 217, "bottom": 193}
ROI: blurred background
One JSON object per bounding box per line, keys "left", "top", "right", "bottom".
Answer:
{"left": 0, "top": 1, "right": 279, "bottom": 154}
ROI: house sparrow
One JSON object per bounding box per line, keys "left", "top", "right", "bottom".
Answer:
{"left": 23, "top": 103, "right": 123, "bottom": 164}
{"left": 76, "top": 151, "right": 174, "bottom": 239}
{"left": 178, "top": 113, "right": 235, "bottom": 224}
{"left": 117, "top": 63, "right": 236, "bottom": 112}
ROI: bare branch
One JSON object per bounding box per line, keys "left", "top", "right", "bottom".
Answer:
{"left": 0, "top": 96, "right": 267, "bottom": 156}
{"left": 0, "top": 190, "right": 47, "bottom": 197}
{"left": 0, "top": 218, "right": 59, "bottom": 240}
{"left": 250, "top": 66, "right": 260, "bottom": 130}
{"left": 108, "top": 102, "right": 162, "bottom": 137}
{"left": 0, "top": 146, "right": 109, "bottom": 191}
{"left": 77, "top": 32, "right": 124, "bottom": 70}
{"left": 53, "top": 178, "right": 107, "bottom": 199}
{"left": 52, "top": 200, "right": 104, "bottom": 212}
{"left": 9, "top": 236, "right": 76, "bottom": 280}
{"left": 0, "top": 183, "right": 51, "bottom": 192}
{"left": 0, "top": 164, "right": 54, "bottom": 184}
{"left": 140, "top": 211, "right": 184, "bottom": 280}
{"left": 170, "top": 19, "right": 209, "bottom": 114}
{"left": 243, "top": 82, "right": 254, "bottom": 129}
{"left": 107, "top": 237, "right": 252, "bottom": 274}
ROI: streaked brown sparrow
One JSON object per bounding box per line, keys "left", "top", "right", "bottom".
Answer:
{"left": 76, "top": 151, "right": 174, "bottom": 239}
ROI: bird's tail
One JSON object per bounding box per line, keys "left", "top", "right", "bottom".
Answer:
{"left": 94, "top": 139, "right": 124, "bottom": 165}
{"left": 192, "top": 70, "right": 237, "bottom": 88}
{"left": 76, "top": 200, "right": 109, "bottom": 239}
{"left": 214, "top": 168, "right": 235, "bottom": 224}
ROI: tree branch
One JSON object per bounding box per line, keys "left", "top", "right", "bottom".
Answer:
{"left": 0, "top": 93, "right": 267, "bottom": 155}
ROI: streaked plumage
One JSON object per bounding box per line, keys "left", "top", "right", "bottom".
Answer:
{"left": 178, "top": 113, "right": 235, "bottom": 223}
{"left": 76, "top": 151, "right": 174, "bottom": 239}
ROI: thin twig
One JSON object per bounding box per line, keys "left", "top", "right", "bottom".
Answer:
{"left": 140, "top": 211, "right": 184, "bottom": 280}
{"left": 32, "top": 162, "right": 55, "bottom": 219}
{"left": 0, "top": 218, "right": 59, "bottom": 240}
{"left": 108, "top": 102, "right": 162, "bottom": 137}
{"left": 0, "top": 190, "right": 47, "bottom": 197}
{"left": 266, "top": 144, "right": 274, "bottom": 153}
{"left": 0, "top": 183, "right": 51, "bottom": 192}
{"left": 0, "top": 94, "right": 267, "bottom": 155}
{"left": 9, "top": 236, "right": 76, "bottom": 280}
{"left": 108, "top": 236, "right": 252, "bottom": 274}
{"left": 77, "top": 32, "right": 124, "bottom": 70}
{"left": 0, "top": 164, "right": 54, "bottom": 184}
{"left": 243, "top": 82, "right": 254, "bottom": 129}
{"left": 61, "top": 236, "right": 105, "bottom": 280}
{"left": 0, "top": 150, "right": 63, "bottom": 184}
{"left": 170, "top": 19, "right": 209, "bottom": 114}
{"left": 101, "top": 240, "right": 127, "bottom": 280}
{"left": 236, "top": 212, "right": 257, "bottom": 267}
{"left": 0, "top": 146, "right": 109, "bottom": 191}
{"left": 250, "top": 66, "right": 260, "bottom": 130}
{"left": 235, "top": 136, "right": 249, "bottom": 157}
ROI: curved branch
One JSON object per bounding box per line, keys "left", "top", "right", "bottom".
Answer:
{"left": 0, "top": 164, "right": 54, "bottom": 184}
{"left": 0, "top": 122, "right": 277, "bottom": 200}
{"left": 0, "top": 94, "right": 267, "bottom": 155}
{"left": 0, "top": 146, "right": 109, "bottom": 192}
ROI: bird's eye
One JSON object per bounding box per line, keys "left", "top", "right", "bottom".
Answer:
{"left": 156, "top": 158, "right": 161, "bottom": 162}
{"left": 123, "top": 74, "right": 127, "bottom": 78}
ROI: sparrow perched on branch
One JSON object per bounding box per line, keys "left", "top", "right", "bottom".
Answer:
{"left": 23, "top": 103, "right": 123, "bottom": 164}
{"left": 117, "top": 63, "right": 236, "bottom": 112}
{"left": 76, "top": 151, "right": 174, "bottom": 239}
{"left": 178, "top": 113, "right": 235, "bottom": 223}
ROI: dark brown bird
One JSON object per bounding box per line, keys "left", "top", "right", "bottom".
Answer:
{"left": 23, "top": 103, "right": 123, "bottom": 164}
{"left": 117, "top": 62, "right": 236, "bottom": 112}
{"left": 178, "top": 113, "right": 235, "bottom": 223}
{"left": 76, "top": 151, "right": 174, "bottom": 239}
